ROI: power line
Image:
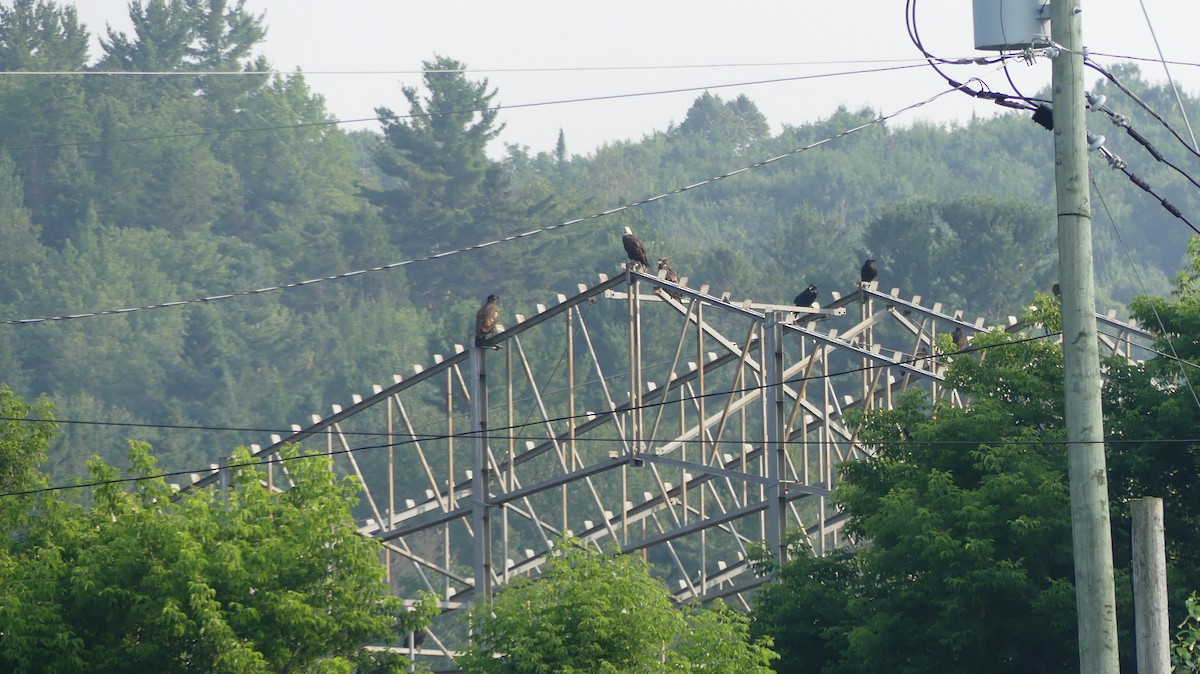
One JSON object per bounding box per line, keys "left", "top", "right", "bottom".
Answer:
{"left": 1086, "top": 58, "right": 1200, "bottom": 162}
{"left": 8, "top": 324, "right": 1195, "bottom": 500}
{"left": 1088, "top": 52, "right": 1200, "bottom": 69}
{"left": 0, "top": 58, "right": 935, "bottom": 77}
{"left": 0, "top": 332, "right": 1069, "bottom": 498}
{"left": 1135, "top": 0, "right": 1199, "bottom": 154}
{"left": 0, "top": 83, "right": 960, "bottom": 326}
{"left": 1095, "top": 145, "right": 1200, "bottom": 236}
{"left": 0, "top": 63, "right": 932, "bottom": 154}
{"left": 1090, "top": 172, "right": 1200, "bottom": 411}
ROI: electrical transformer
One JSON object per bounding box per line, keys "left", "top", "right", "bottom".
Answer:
{"left": 972, "top": 0, "right": 1051, "bottom": 51}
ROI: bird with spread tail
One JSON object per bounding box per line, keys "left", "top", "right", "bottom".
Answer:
{"left": 622, "top": 227, "right": 650, "bottom": 271}
{"left": 474, "top": 295, "right": 500, "bottom": 348}
{"left": 860, "top": 259, "right": 878, "bottom": 284}
{"left": 794, "top": 284, "right": 819, "bottom": 308}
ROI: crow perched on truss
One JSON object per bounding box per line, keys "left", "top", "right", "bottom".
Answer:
{"left": 860, "top": 258, "right": 878, "bottom": 284}
{"left": 794, "top": 284, "right": 819, "bottom": 308}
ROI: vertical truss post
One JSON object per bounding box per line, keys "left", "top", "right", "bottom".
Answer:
{"left": 763, "top": 311, "right": 787, "bottom": 562}
{"left": 470, "top": 346, "right": 493, "bottom": 601}
{"left": 387, "top": 399, "right": 395, "bottom": 588}
{"left": 627, "top": 266, "right": 644, "bottom": 455}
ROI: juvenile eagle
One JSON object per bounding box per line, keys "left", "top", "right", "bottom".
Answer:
{"left": 622, "top": 227, "right": 650, "bottom": 270}
{"left": 952, "top": 327, "right": 967, "bottom": 351}
{"left": 794, "top": 284, "right": 819, "bottom": 308}
{"left": 657, "top": 257, "right": 680, "bottom": 285}
{"left": 474, "top": 294, "right": 500, "bottom": 347}
{"left": 657, "top": 257, "right": 683, "bottom": 300}
{"left": 860, "top": 259, "right": 878, "bottom": 284}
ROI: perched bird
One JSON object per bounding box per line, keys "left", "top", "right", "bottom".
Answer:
{"left": 474, "top": 294, "right": 500, "bottom": 347}
{"left": 657, "top": 257, "right": 680, "bottom": 284}
{"left": 794, "top": 284, "right": 819, "bottom": 308}
{"left": 860, "top": 259, "right": 878, "bottom": 284}
{"left": 1052, "top": 282, "right": 1061, "bottom": 297}
{"left": 621, "top": 226, "right": 650, "bottom": 271}
{"left": 657, "top": 257, "right": 683, "bottom": 300}
{"left": 952, "top": 327, "right": 967, "bottom": 351}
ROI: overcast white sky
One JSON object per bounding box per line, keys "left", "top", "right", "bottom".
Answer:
{"left": 73, "top": 1, "right": 1200, "bottom": 157}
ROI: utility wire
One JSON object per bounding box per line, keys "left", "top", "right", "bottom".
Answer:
{"left": 0, "top": 320, "right": 1179, "bottom": 441}
{"left": 1095, "top": 145, "right": 1200, "bottom": 236}
{"left": 1090, "top": 99, "right": 1200, "bottom": 194}
{"left": 1086, "top": 58, "right": 1200, "bottom": 162}
{"left": 0, "top": 63, "right": 931, "bottom": 154}
{"left": 1136, "top": 0, "right": 1199, "bottom": 154}
{"left": 1087, "top": 52, "right": 1200, "bottom": 69}
{"left": 905, "top": 0, "right": 1044, "bottom": 110}
{"left": 0, "top": 332, "right": 1067, "bottom": 498}
{"left": 9, "top": 328, "right": 1198, "bottom": 500}
{"left": 0, "top": 83, "right": 960, "bottom": 326}
{"left": 1090, "top": 172, "right": 1200, "bottom": 411}
{"left": 0, "top": 58, "right": 935, "bottom": 77}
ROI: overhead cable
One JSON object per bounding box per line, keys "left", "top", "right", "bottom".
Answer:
{"left": 0, "top": 84, "right": 960, "bottom": 326}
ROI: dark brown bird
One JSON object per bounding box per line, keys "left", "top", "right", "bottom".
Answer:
{"left": 1052, "top": 282, "right": 1061, "bottom": 297}
{"left": 474, "top": 294, "right": 500, "bottom": 347}
{"left": 952, "top": 327, "right": 967, "bottom": 351}
{"left": 622, "top": 226, "right": 650, "bottom": 270}
{"left": 861, "top": 259, "right": 878, "bottom": 283}
{"left": 794, "top": 284, "right": 819, "bottom": 308}
{"left": 657, "top": 257, "right": 680, "bottom": 284}
{"left": 657, "top": 257, "right": 683, "bottom": 300}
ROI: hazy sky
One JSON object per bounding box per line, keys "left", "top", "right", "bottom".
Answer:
{"left": 73, "top": 1, "right": 1200, "bottom": 157}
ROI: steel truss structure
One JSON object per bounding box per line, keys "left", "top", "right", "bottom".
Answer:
{"left": 186, "top": 267, "right": 1153, "bottom": 669}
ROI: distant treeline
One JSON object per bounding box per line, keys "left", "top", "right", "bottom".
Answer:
{"left": 0, "top": 1, "right": 1194, "bottom": 479}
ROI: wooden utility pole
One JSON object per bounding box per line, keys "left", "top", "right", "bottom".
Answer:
{"left": 1132, "top": 498, "right": 1170, "bottom": 674}
{"left": 1049, "top": 1, "right": 1120, "bottom": 671}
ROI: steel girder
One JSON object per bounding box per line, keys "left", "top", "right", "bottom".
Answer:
{"left": 181, "top": 268, "right": 1154, "bottom": 668}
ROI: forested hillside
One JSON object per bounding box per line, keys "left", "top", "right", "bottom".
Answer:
{"left": 1, "top": 0, "right": 1196, "bottom": 480}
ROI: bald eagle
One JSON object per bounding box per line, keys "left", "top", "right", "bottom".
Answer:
{"left": 622, "top": 227, "right": 650, "bottom": 271}
{"left": 794, "top": 284, "right": 819, "bottom": 308}
{"left": 474, "top": 295, "right": 500, "bottom": 347}
{"left": 861, "top": 259, "right": 878, "bottom": 283}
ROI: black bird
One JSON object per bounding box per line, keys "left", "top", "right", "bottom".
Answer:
{"left": 952, "top": 327, "right": 967, "bottom": 351}
{"left": 794, "top": 284, "right": 819, "bottom": 308}
{"left": 621, "top": 226, "right": 650, "bottom": 271}
{"left": 860, "top": 259, "right": 878, "bottom": 284}
{"left": 474, "top": 294, "right": 500, "bottom": 347}
{"left": 1052, "top": 282, "right": 1061, "bottom": 297}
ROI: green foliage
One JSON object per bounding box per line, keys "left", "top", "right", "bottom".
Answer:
{"left": 458, "top": 539, "right": 776, "bottom": 673}
{"left": 1107, "top": 235, "right": 1200, "bottom": 598}
{"left": 1175, "top": 594, "right": 1200, "bottom": 673}
{"left": 0, "top": 384, "right": 55, "bottom": 529}
{"left": 862, "top": 195, "right": 1056, "bottom": 317}
{"left": 0, "top": 440, "right": 434, "bottom": 674}
{"left": 754, "top": 332, "right": 1081, "bottom": 673}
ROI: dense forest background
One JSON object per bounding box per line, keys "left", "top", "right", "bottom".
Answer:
{"left": 1, "top": 0, "right": 1197, "bottom": 484}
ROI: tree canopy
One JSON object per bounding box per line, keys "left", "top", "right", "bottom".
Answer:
{"left": 0, "top": 397, "right": 433, "bottom": 673}
{"left": 458, "top": 539, "right": 777, "bottom": 674}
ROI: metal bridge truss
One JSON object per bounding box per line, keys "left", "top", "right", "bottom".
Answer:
{"left": 186, "top": 267, "right": 1153, "bottom": 667}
